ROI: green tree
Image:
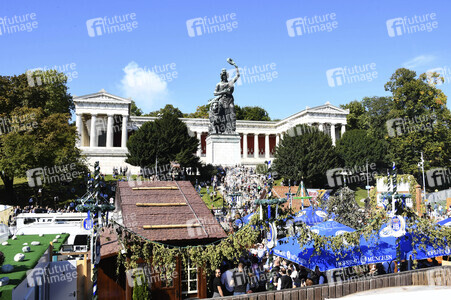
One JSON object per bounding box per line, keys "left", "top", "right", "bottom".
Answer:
{"left": 336, "top": 129, "right": 386, "bottom": 168}
{"left": 185, "top": 104, "right": 210, "bottom": 118}
{"left": 273, "top": 124, "right": 341, "bottom": 187}
{"left": 340, "top": 101, "right": 366, "bottom": 130}
{"left": 326, "top": 187, "right": 366, "bottom": 229}
{"left": 130, "top": 100, "right": 143, "bottom": 116}
{"left": 384, "top": 68, "right": 451, "bottom": 175}
{"left": 126, "top": 109, "right": 200, "bottom": 171}
{"left": 235, "top": 105, "right": 271, "bottom": 121}
{"left": 361, "top": 96, "right": 393, "bottom": 141}
{"left": 145, "top": 104, "right": 184, "bottom": 118}
{"left": 0, "top": 71, "right": 85, "bottom": 204}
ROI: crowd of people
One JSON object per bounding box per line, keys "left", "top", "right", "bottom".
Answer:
{"left": 211, "top": 251, "right": 443, "bottom": 297}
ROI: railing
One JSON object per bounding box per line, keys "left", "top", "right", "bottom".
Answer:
{"left": 219, "top": 266, "right": 451, "bottom": 300}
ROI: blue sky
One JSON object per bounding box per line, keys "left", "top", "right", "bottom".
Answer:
{"left": 1, "top": 0, "right": 450, "bottom": 119}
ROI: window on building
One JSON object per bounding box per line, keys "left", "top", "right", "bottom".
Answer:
{"left": 181, "top": 260, "right": 198, "bottom": 296}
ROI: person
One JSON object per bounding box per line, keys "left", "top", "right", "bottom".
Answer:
{"left": 277, "top": 268, "right": 292, "bottom": 290}
{"left": 231, "top": 263, "right": 248, "bottom": 295}
{"left": 212, "top": 269, "right": 224, "bottom": 298}
{"left": 221, "top": 265, "right": 234, "bottom": 296}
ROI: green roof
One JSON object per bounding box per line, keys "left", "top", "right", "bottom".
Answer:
{"left": 0, "top": 234, "right": 69, "bottom": 300}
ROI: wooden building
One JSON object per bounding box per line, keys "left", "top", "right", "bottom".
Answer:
{"left": 95, "top": 181, "right": 227, "bottom": 300}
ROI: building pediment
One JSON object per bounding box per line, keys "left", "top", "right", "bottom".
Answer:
{"left": 74, "top": 89, "right": 132, "bottom": 105}
{"left": 307, "top": 103, "right": 349, "bottom": 114}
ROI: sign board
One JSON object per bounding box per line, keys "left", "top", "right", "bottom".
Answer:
{"left": 83, "top": 218, "right": 93, "bottom": 230}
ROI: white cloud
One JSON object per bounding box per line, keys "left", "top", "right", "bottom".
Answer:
{"left": 402, "top": 55, "right": 436, "bottom": 69}
{"left": 119, "top": 61, "right": 169, "bottom": 112}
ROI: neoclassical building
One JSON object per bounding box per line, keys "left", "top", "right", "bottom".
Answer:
{"left": 74, "top": 90, "right": 349, "bottom": 173}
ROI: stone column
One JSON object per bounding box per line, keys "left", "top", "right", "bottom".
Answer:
{"left": 319, "top": 123, "right": 324, "bottom": 132}
{"left": 254, "top": 134, "right": 259, "bottom": 158}
{"left": 243, "top": 133, "right": 248, "bottom": 158}
{"left": 276, "top": 134, "right": 280, "bottom": 147}
{"left": 90, "top": 114, "right": 97, "bottom": 147}
{"left": 76, "top": 113, "right": 82, "bottom": 146}
{"left": 331, "top": 124, "right": 336, "bottom": 145}
{"left": 196, "top": 132, "right": 202, "bottom": 157}
{"left": 265, "top": 134, "right": 270, "bottom": 159}
{"left": 121, "top": 115, "right": 128, "bottom": 148}
{"left": 341, "top": 124, "right": 346, "bottom": 137}
{"left": 106, "top": 114, "right": 114, "bottom": 148}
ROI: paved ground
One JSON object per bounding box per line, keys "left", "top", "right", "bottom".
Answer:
{"left": 329, "top": 285, "right": 451, "bottom": 299}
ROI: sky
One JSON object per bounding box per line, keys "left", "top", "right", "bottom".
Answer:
{"left": 1, "top": 0, "right": 451, "bottom": 120}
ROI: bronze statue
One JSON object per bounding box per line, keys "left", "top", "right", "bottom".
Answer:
{"left": 208, "top": 58, "right": 240, "bottom": 134}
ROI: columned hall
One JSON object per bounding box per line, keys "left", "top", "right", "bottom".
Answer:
{"left": 74, "top": 91, "right": 349, "bottom": 172}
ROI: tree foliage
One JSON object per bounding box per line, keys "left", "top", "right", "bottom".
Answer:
{"left": 336, "top": 129, "right": 385, "bottom": 168}
{"left": 273, "top": 124, "right": 341, "bottom": 187}
{"left": 126, "top": 109, "right": 200, "bottom": 170}
{"left": 130, "top": 100, "right": 143, "bottom": 116}
{"left": 235, "top": 105, "right": 271, "bottom": 121}
{"left": 0, "top": 71, "right": 85, "bottom": 203}
{"left": 145, "top": 104, "right": 184, "bottom": 118}
{"left": 384, "top": 68, "right": 451, "bottom": 175}
{"left": 340, "top": 101, "right": 366, "bottom": 131}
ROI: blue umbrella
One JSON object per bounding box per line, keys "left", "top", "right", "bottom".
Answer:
{"left": 437, "top": 217, "right": 451, "bottom": 227}
{"left": 274, "top": 222, "right": 410, "bottom": 271}
{"left": 292, "top": 207, "right": 333, "bottom": 226}
{"left": 403, "top": 221, "right": 450, "bottom": 260}
{"left": 310, "top": 220, "right": 355, "bottom": 237}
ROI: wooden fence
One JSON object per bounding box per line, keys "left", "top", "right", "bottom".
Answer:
{"left": 218, "top": 266, "right": 451, "bottom": 300}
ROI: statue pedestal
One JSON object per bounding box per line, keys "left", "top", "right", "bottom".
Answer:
{"left": 206, "top": 134, "right": 241, "bottom": 166}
